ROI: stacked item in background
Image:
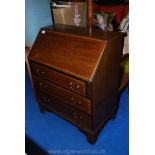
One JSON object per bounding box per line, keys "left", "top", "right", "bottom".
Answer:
{"left": 93, "top": 11, "right": 115, "bottom": 31}
{"left": 118, "top": 13, "right": 129, "bottom": 54}
{"left": 50, "top": 0, "right": 87, "bottom": 27}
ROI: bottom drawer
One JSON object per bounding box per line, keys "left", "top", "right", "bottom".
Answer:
{"left": 37, "top": 91, "right": 91, "bottom": 129}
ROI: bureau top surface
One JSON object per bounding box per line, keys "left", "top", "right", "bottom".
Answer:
{"left": 28, "top": 24, "right": 122, "bottom": 82}
{"left": 44, "top": 24, "right": 123, "bottom": 41}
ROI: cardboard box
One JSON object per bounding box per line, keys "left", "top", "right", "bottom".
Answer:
{"left": 52, "top": 2, "right": 87, "bottom": 27}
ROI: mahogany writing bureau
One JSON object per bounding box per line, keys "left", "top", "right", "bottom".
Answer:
{"left": 27, "top": 24, "right": 124, "bottom": 144}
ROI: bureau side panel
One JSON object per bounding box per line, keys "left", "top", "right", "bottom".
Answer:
{"left": 91, "top": 35, "right": 124, "bottom": 131}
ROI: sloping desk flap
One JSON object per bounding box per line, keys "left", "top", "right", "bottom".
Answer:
{"left": 28, "top": 28, "right": 107, "bottom": 81}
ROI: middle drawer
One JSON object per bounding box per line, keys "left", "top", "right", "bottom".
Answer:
{"left": 33, "top": 75, "right": 91, "bottom": 114}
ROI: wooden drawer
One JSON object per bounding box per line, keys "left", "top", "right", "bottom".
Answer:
{"left": 37, "top": 91, "right": 91, "bottom": 129}
{"left": 31, "top": 62, "right": 86, "bottom": 96}
{"left": 33, "top": 75, "right": 91, "bottom": 114}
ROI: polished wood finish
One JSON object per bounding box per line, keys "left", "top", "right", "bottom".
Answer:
{"left": 26, "top": 46, "right": 129, "bottom": 92}
{"left": 37, "top": 91, "right": 91, "bottom": 129}
{"left": 87, "top": 0, "right": 93, "bottom": 30}
{"left": 28, "top": 24, "right": 124, "bottom": 144}
{"left": 31, "top": 62, "right": 86, "bottom": 96}
{"left": 28, "top": 28, "right": 107, "bottom": 81}
{"left": 91, "top": 34, "right": 124, "bottom": 130}
{"left": 33, "top": 75, "right": 91, "bottom": 114}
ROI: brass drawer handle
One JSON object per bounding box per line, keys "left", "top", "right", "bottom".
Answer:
{"left": 70, "top": 97, "right": 75, "bottom": 105}
{"left": 39, "top": 82, "right": 47, "bottom": 89}
{"left": 76, "top": 85, "right": 80, "bottom": 89}
{"left": 44, "top": 85, "right": 48, "bottom": 88}
{"left": 69, "top": 82, "right": 80, "bottom": 90}
{"left": 73, "top": 115, "right": 79, "bottom": 120}
{"left": 36, "top": 68, "right": 40, "bottom": 73}
{"left": 78, "top": 101, "right": 82, "bottom": 105}
{"left": 39, "top": 82, "right": 43, "bottom": 86}
{"left": 36, "top": 68, "right": 45, "bottom": 75}
{"left": 70, "top": 98, "right": 82, "bottom": 105}
{"left": 69, "top": 82, "right": 73, "bottom": 86}
{"left": 41, "top": 71, "right": 45, "bottom": 75}
{"left": 73, "top": 112, "right": 78, "bottom": 120}
{"left": 73, "top": 112, "right": 83, "bottom": 120}
{"left": 69, "top": 82, "right": 73, "bottom": 89}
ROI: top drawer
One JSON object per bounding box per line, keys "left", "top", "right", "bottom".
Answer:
{"left": 31, "top": 62, "right": 86, "bottom": 96}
